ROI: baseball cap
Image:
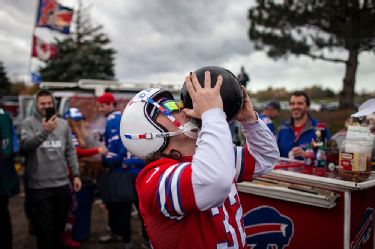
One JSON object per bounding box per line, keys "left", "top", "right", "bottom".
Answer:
{"left": 97, "top": 93, "right": 115, "bottom": 104}
{"left": 351, "top": 98, "right": 375, "bottom": 118}
{"left": 266, "top": 101, "right": 281, "bottom": 111}
{"left": 64, "top": 108, "right": 85, "bottom": 121}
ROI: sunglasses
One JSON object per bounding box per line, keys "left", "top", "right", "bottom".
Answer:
{"left": 161, "top": 100, "right": 184, "bottom": 113}
{"left": 123, "top": 97, "right": 199, "bottom": 140}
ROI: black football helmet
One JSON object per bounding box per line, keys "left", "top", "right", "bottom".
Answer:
{"left": 180, "top": 66, "right": 243, "bottom": 122}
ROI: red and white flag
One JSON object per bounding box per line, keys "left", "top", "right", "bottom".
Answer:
{"left": 31, "top": 35, "right": 58, "bottom": 61}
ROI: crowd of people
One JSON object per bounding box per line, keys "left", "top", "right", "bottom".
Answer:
{"left": 1, "top": 89, "right": 150, "bottom": 249}
{"left": 1, "top": 65, "right": 374, "bottom": 249}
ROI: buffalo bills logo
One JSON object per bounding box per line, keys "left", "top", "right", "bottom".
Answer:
{"left": 244, "top": 206, "right": 294, "bottom": 249}
{"left": 351, "top": 208, "right": 374, "bottom": 249}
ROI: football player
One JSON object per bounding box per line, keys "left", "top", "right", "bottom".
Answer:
{"left": 120, "top": 70, "right": 279, "bottom": 249}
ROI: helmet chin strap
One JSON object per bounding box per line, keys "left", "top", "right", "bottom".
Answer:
{"left": 180, "top": 120, "right": 199, "bottom": 139}
{"left": 123, "top": 120, "right": 199, "bottom": 140}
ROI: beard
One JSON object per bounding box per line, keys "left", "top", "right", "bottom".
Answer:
{"left": 292, "top": 109, "right": 307, "bottom": 121}
{"left": 38, "top": 108, "right": 47, "bottom": 117}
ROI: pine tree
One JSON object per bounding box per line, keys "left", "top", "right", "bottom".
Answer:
{"left": 40, "top": 1, "right": 116, "bottom": 82}
{"left": 0, "top": 61, "right": 11, "bottom": 97}
{"left": 248, "top": 0, "right": 375, "bottom": 108}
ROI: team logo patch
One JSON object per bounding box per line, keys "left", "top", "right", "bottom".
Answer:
{"left": 351, "top": 208, "right": 374, "bottom": 249}
{"left": 244, "top": 205, "right": 294, "bottom": 249}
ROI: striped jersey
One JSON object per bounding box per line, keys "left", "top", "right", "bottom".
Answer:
{"left": 136, "top": 145, "right": 256, "bottom": 249}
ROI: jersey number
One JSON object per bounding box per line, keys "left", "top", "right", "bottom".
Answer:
{"left": 212, "top": 184, "right": 246, "bottom": 249}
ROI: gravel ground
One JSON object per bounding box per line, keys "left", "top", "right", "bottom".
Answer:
{"left": 9, "top": 193, "right": 145, "bottom": 249}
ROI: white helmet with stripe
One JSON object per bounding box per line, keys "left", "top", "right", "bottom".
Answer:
{"left": 120, "top": 88, "right": 198, "bottom": 158}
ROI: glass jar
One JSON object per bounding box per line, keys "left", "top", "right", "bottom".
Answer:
{"left": 338, "top": 138, "right": 373, "bottom": 182}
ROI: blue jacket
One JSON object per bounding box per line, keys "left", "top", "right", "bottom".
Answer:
{"left": 259, "top": 113, "right": 276, "bottom": 135}
{"left": 103, "top": 111, "right": 126, "bottom": 170}
{"left": 277, "top": 116, "right": 331, "bottom": 158}
{"left": 103, "top": 111, "right": 144, "bottom": 173}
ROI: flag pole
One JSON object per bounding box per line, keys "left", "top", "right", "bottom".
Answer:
{"left": 28, "top": 0, "right": 40, "bottom": 84}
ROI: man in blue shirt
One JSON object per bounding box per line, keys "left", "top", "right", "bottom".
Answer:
{"left": 97, "top": 93, "right": 148, "bottom": 249}
{"left": 97, "top": 93, "right": 132, "bottom": 247}
{"left": 277, "top": 91, "right": 331, "bottom": 159}
{"left": 259, "top": 101, "right": 280, "bottom": 135}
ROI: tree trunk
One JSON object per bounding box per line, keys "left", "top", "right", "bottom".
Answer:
{"left": 339, "top": 49, "right": 358, "bottom": 109}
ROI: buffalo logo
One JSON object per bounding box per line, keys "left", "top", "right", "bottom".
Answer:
{"left": 244, "top": 206, "right": 294, "bottom": 249}
{"left": 351, "top": 208, "right": 374, "bottom": 249}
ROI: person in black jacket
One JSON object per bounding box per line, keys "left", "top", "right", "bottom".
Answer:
{"left": 237, "top": 66, "right": 250, "bottom": 88}
{"left": 0, "top": 107, "right": 20, "bottom": 249}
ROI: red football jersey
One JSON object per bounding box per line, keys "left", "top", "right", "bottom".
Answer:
{"left": 136, "top": 146, "right": 255, "bottom": 249}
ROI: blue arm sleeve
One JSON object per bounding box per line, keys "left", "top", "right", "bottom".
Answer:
{"left": 102, "top": 114, "right": 126, "bottom": 168}
{"left": 103, "top": 136, "right": 126, "bottom": 168}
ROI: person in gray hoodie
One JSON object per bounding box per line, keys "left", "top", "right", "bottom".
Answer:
{"left": 21, "top": 89, "right": 82, "bottom": 249}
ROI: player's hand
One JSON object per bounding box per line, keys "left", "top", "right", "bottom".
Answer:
{"left": 73, "top": 177, "right": 82, "bottom": 192}
{"left": 42, "top": 115, "right": 57, "bottom": 132}
{"left": 183, "top": 71, "right": 223, "bottom": 119}
{"left": 236, "top": 86, "right": 257, "bottom": 122}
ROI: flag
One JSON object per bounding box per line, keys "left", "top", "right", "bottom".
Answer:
{"left": 31, "top": 35, "right": 58, "bottom": 61}
{"left": 35, "top": 0, "right": 74, "bottom": 34}
{"left": 31, "top": 72, "right": 42, "bottom": 84}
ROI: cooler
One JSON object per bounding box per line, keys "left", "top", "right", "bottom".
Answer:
{"left": 72, "top": 183, "right": 95, "bottom": 241}
{"left": 238, "top": 158, "right": 375, "bottom": 249}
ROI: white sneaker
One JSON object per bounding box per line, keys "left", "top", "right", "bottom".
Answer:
{"left": 99, "top": 233, "right": 122, "bottom": 243}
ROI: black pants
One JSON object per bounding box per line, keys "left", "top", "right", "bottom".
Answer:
{"left": 29, "top": 185, "right": 71, "bottom": 249}
{"left": 107, "top": 201, "right": 132, "bottom": 243}
{"left": 0, "top": 196, "right": 12, "bottom": 249}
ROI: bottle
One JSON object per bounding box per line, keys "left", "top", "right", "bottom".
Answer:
{"left": 314, "top": 145, "right": 326, "bottom": 176}
{"left": 317, "top": 123, "right": 327, "bottom": 146}
{"left": 303, "top": 144, "right": 315, "bottom": 174}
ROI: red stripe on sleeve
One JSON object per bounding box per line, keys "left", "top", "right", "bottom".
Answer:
{"left": 240, "top": 144, "right": 255, "bottom": 182}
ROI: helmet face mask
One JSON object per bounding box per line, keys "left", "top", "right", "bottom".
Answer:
{"left": 120, "top": 88, "right": 199, "bottom": 158}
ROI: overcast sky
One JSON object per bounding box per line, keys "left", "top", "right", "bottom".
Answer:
{"left": 1, "top": 0, "right": 374, "bottom": 93}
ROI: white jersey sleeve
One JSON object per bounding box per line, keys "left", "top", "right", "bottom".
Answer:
{"left": 240, "top": 115, "right": 279, "bottom": 176}
{"left": 191, "top": 109, "right": 235, "bottom": 211}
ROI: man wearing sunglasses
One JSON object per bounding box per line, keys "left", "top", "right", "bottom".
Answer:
{"left": 120, "top": 70, "right": 279, "bottom": 249}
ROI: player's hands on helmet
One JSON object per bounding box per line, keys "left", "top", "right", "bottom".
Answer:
{"left": 236, "top": 86, "right": 257, "bottom": 122}
{"left": 183, "top": 71, "right": 223, "bottom": 119}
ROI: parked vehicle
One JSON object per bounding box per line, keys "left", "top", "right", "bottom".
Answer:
{"left": 17, "top": 79, "right": 181, "bottom": 134}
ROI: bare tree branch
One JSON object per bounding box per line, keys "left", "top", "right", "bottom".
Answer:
{"left": 302, "top": 53, "right": 346, "bottom": 63}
